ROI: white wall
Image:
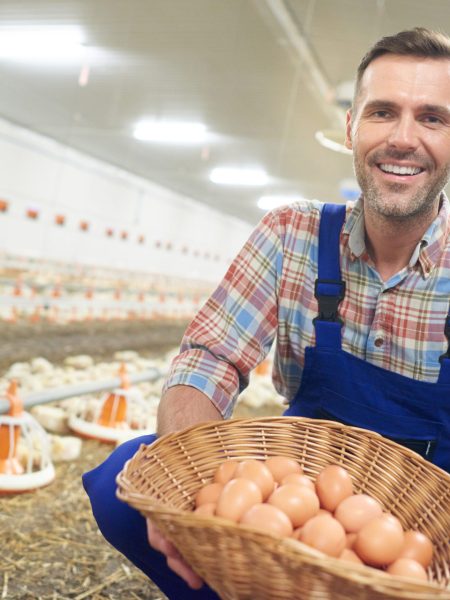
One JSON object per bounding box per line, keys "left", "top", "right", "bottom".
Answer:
{"left": 0, "top": 117, "right": 253, "bottom": 283}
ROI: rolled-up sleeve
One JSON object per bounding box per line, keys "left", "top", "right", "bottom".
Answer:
{"left": 163, "top": 210, "right": 284, "bottom": 418}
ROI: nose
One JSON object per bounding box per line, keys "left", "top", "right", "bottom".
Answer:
{"left": 386, "top": 113, "right": 419, "bottom": 151}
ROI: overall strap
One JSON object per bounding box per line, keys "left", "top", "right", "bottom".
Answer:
{"left": 438, "top": 310, "right": 450, "bottom": 383}
{"left": 314, "top": 204, "right": 346, "bottom": 349}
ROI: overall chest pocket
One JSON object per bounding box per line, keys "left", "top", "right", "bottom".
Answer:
{"left": 316, "top": 388, "right": 442, "bottom": 461}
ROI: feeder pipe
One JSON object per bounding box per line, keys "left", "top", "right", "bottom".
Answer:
{"left": 0, "top": 367, "right": 164, "bottom": 414}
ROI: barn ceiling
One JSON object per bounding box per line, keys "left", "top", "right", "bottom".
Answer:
{"left": 0, "top": 0, "right": 449, "bottom": 224}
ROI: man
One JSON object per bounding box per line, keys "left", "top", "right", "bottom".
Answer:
{"left": 83, "top": 27, "right": 450, "bottom": 598}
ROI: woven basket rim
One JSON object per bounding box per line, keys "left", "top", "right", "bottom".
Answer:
{"left": 122, "top": 415, "right": 450, "bottom": 486}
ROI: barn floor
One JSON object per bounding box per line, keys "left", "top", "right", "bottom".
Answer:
{"left": 0, "top": 319, "right": 190, "bottom": 373}
{"left": 2, "top": 438, "right": 168, "bottom": 600}
{"left": 1, "top": 318, "right": 188, "bottom": 600}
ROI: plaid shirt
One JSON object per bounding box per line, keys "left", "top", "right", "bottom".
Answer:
{"left": 164, "top": 196, "right": 450, "bottom": 418}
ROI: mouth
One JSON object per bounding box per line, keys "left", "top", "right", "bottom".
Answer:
{"left": 375, "top": 162, "right": 425, "bottom": 181}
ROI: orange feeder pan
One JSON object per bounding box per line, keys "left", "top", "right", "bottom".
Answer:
{"left": 68, "top": 364, "right": 156, "bottom": 443}
{"left": 0, "top": 381, "right": 55, "bottom": 494}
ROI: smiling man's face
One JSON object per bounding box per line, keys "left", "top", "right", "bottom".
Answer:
{"left": 346, "top": 54, "right": 450, "bottom": 221}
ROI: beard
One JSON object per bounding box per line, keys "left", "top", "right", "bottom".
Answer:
{"left": 353, "top": 148, "right": 450, "bottom": 222}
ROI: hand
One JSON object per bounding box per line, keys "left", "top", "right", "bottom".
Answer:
{"left": 146, "top": 519, "right": 204, "bottom": 589}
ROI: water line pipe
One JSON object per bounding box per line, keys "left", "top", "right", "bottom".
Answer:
{"left": 0, "top": 367, "right": 164, "bottom": 414}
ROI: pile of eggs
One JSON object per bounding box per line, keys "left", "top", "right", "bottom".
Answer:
{"left": 193, "top": 457, "right": 434, "bottom": 582}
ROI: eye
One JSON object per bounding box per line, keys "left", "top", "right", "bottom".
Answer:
{"left": 371, "top": 110, "right": 391, "bottom": 119}
{"left": 422, "top": 114, "right": 444, "bottom": 125}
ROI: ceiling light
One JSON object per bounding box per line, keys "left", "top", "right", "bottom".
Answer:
{"left": 257, "top": 195, "right": 303, "bottom": 210}
{"left": 133, "top": 121, "right": 207, "bottom": 144}
{"left": 209, "top": 167, "right": 268, "bottom": 186}
{"left": 0, "top": 27, "right": 85, "bottom": 62}
{"left": 315, "top": 130, "right": 352, "bottom": 155}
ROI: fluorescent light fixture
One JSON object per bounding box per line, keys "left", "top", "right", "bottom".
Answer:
{"left": 133, "top": 121, "right": 207, "bottom": 144}
{"left": 0, "top": 27, "right": 85, "bottom": 62}
{"left": 257, "top": 195, "right": 303, "bottom": 210}
{"left": 315, "top": 130, "right": 352, "bottom": 155}
{"left": 210, "top": 167, "right": 268, "bottom": 186}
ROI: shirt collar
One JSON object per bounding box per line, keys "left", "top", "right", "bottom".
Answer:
{"left": 342, "top": 194, "right": 450, "bottom": 278}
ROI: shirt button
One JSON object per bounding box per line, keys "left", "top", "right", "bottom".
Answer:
{"left": 374, "top": 337, "right": 384, "bottom": 347}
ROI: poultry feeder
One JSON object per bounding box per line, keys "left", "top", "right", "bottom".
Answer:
{"left": 68, "top": 364, "right": 157, "bottom": 443}
{"left": 0, "top": 380, "right": 55, "bottom": 494}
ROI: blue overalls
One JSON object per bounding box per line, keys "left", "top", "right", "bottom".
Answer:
{"left": 82, "top": 203, "right": 450, "bottom": 600}
{"left": 284, "top": 204, "right": 450, "bottom": 473}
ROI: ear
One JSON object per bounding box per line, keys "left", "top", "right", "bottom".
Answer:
{"left": 345, "top": 109, "right": 353, "bottom": 150}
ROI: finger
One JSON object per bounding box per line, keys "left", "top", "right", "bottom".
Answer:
{"left": 147, "top": 520, "right": 203, "bottom": 588}
{"left": 147, "top": 520, "right": 179, "bottom": 557}
{"left": 167, "top": 556, "right": 204, "bottom": 590}
{"left": 146, "top": 520, "right": 165, "bottom": 552}
{"left": 158, "top": 536, "right": 181, "bottom": 558}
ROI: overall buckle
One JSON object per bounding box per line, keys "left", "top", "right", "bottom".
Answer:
{"left": 313, "top": 278, "right": 346, "bottom": 325}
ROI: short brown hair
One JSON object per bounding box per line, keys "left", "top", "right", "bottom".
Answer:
{"left": 354, "top": 27, "right": 450, "bottom": 105}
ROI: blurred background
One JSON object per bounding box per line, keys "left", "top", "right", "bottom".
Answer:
{"left": 2, "top": 4, "right": 450, "bottom": 599}
{"left": 1, "top": 0, "right": 450, "bottom": 317}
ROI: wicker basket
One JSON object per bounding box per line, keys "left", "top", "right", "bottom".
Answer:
{"left": 116, "top": 417, "right": 450, "bottom": 600}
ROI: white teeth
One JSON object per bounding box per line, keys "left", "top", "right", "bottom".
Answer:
{"left": 379, "top": 163, "right": 422, "bottom": 176}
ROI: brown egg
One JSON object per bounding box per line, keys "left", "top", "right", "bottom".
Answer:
{"left": 193, "top": 502, "right": 216, "bottom": 517}
{"left": 387, "top": 558, "right": 428, "bottom": 581}
{"left": 339, "top": 548, "right": 363, "bottom": 564}
{"left": 240, "top": 503, "right": 293, "bottom": 537}
{"left": 195, "top": 482, "right": 223, "bottom": 507}
{"left": 281, "top": 473, "right": 315, "bottom": 491}
{"left": 335, "top": 493, "right": 383, "bottom": 533}
{"left": 235, "top": 459, "right": 275, "bottom": 500}
{"left": 213, "top": 459, "right": 240, "bottom": 485}
{"left": 353, "top": 514, "right": 404, "bottom": 567}
{"left": 345, "top": 532, "right": 357, "bottom": 549}
{"left": 299, "top": 514, "right": 346, "bottom": 557}
{"left": 292, "top": 526, "right": 303, "bottom": 540}
{"left": 268, "top": 484, "right": 320, "bottom": 528}
{"left": 265, "top": 456, "right": 302, "bottom": 483}
{"left": 315, "top": 465, "right": 354, "bottom": 511}
{"left": 215, "top": 477, "right": 262, "bottom": 522}
{"left": 398, "top": 530, "right": 433, "bottom": 568}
